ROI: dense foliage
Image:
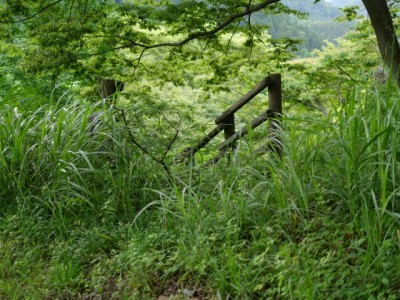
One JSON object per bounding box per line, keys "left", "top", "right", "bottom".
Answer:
{"left": 1, "top": 0, "right": 400, "bottom": 299}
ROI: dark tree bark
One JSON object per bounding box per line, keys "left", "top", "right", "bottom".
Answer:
{"left": 362, "top": 0, "right": 400, "bottom": 83}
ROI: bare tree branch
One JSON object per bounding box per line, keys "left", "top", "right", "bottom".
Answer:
{"left": 210, "top": 22, "right": 240, "bottom": 65}
{"left": 247, "top": 0, "right": 253, "bottom": 26}
{"left": 86, "top": 35, "right": 135, "bottom": 43}
{"left": 1, "top": 0, "right": 62, "bottom": 24}
{"left": 81, "top": 0, "right": 280, "bottom": 57}
{"left": 132, "top": 48, "right": 146, "bottom": 77}
{"left": 68, "top": 0, "right": 76, "bottom": 22}
{"left": 119, "top": 108, "right": 176, "bottom": 179}
{"left": 163, "top": 123, "right": 180, "bottom": 158}
{"left": 80, "top": 0, "right": 89, "bottom": 23}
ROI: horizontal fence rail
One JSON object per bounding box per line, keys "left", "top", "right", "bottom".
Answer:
{"left": 215, "top": 76, "right": 273, "bottom": 124}
{"left": 176, "top": 74, "right": 282, "bottom": 165}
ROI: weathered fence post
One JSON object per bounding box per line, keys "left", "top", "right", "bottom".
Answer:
{"left": 268, "top": 74, "right": 282, "bottom": 156}
{"left": 176, "top": 74, "right": 283, "bottom": 166}
{"left": 223, "top": 114, "right": 235, "bottom": 149}
{"left": 99, "top": 79, "right": 124, "bottom": 105}
{"left": 99, "top": 78, "right": 124, "bottom": 122}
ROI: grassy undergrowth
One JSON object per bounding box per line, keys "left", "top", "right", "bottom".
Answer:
{"left": 1, "top": 81, "right": 400, "bottom": 299}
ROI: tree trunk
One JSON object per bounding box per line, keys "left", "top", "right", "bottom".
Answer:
{"left": 362, "top": 0, "right": 400, "bottom": 83}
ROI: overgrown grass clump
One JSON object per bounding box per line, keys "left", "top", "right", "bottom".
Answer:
{"left": 1, "top": 81, "right": 400, "bottom": 299}
{"left": 0, "top": 100, "right": 168, "bottom": 218}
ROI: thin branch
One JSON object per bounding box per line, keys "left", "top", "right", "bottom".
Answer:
{"left": 81, "top": 44, "right": 143, "bottom": 57}
{"left": 132, "top": 48, "right": 146, "bottom": 77}
{"left": 158, "top": 112, "right": 182, "bottom": 158}
{"left": 2, "top": 0, "right": 62, "bottom": 24}
{"left": 163, "top": 126, "right": 180, "bottom": 158}
{"left": 210, "top": 21, "right": 239, "bottom": 65}
{"left": 287, "top": 99, "right": 327, "bottom": 115}
{"left": 86, "top": 34, "right": 135, "bottom": 43}
{"left": 335, "top": 65, "right": 361, "bottom": 85}
{"left": 246, "top": 0, "right": 255, "bottom": 60}
{"left": 201, "top": 37, "right": 212, "bottom": 55}
{"left": 68, "top": 0, "right": 76, "bottom": 22}
{"left": 247, "top": 0, "right": 253, "bottom": 28}
{"left": 120, "top": 109, "right": 155, "bottom": 158}
{"left": 80, "top": 0, "right": 89, "bottom": 23}
{"left": 81, "top": 0, "right": 280, "bottom": 56}
{"left": 120, "top": 108, "right": 173, "bottom": 179}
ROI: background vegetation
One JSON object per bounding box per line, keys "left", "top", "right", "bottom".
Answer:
{"left": 0, "top": 0, "right": 400, "bottom": 299}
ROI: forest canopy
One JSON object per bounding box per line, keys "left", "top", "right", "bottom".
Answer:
{"left": 0, "top": 0, "right": 356, "bottom": 95}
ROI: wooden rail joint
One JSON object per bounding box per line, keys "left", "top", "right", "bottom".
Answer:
{"left": 215, "top": 75, "right": 274, "bottom": 125}
{"left": 176, "top": 73, "right": 283, "bottom": 165}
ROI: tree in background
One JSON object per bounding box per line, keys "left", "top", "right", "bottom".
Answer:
{"left": 361, "top": 0, "right": 400, "bottom": 83}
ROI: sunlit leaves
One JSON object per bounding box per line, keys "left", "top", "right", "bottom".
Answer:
{"left": 0, "top": 0, "right": 291, "bottom": 81}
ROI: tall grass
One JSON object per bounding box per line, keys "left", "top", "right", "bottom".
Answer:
{"left": 0, "top": 99, "right": 167, "bottom": 225}
{"left": 126, "top": 80, "right": 400, "bottom": 298}
{"left": 1, "top": 80, "right": 400, "bottom": 299}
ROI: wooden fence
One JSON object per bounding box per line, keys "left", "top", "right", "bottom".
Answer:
{"left": 176, "top": 74, "right": 282, "bottom": 165}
